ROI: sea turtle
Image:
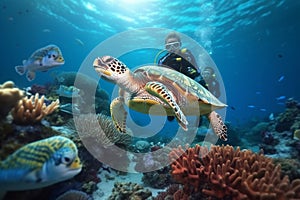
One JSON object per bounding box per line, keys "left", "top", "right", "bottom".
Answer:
{"left": 93, "top": 56, "right": 228, "bottom": 141}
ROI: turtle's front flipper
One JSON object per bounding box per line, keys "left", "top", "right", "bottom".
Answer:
{"left": 110, "top": 97, "right": 127, "bottom": 133}
{"left": 208, "top": 111, "right": 227, "bottom": 141}
{"left": 145, "top": 81, "right": 188, "bottom": 130}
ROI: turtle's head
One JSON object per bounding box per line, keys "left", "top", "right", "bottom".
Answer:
{"left": 93, "top": 56, "right": 129, "bottom": 83}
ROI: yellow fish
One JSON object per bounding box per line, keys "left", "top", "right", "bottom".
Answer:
{"left": 15, "top": 44, "right": 65, "bottom": 81}
{"left": 0, "top": 136, "right": 82, "bottom": 198}
{"left": 294, "top": 129, "right": 300, "bottom": 140}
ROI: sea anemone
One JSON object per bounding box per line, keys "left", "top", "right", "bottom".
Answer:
{"left": 73, "top": 113, "right": 131, "bottom": 148}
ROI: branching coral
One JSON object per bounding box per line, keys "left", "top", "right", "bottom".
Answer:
{"left": 0, "top": 81, "right": 24, "bottom": 119}
{"left": 169, "top": 144, "right": 300, "bottom": 200}
{"left": 73, "top": 113, "right": 131, "bottom": 148}
{"left": 11, "top": 93, "right": 59, "bottom": 124}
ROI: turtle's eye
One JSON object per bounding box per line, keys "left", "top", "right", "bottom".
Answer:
{"left": 102, "top": 56, "right": 114, "bottom": 63}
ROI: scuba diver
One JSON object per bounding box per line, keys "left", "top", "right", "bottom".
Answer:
{"left": 155, "top": 32, "right": 223, "bottom": 125}
{"left": 156, "top": 32, "right": 207, "bottom": 88}
{"left": 201, "top": 66, "right": 221, "bottom": 98}
{"left": 155, "top": 32, "right": 208, "bottom": 122}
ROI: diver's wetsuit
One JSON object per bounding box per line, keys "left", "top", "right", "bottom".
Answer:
{"left": 158, "top": 48, "right": 207, "bottom": 122}
{"left": 158, "top": 48, "right": 207, "bottom": 88}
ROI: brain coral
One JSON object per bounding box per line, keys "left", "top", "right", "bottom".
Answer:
{"left": 170, "top": 144, "right": 300, "bottom": 200}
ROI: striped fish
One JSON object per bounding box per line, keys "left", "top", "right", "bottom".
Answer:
{"left": 0, "top": 136, "right": 82, "bottom": 198}
{"left": 15, "top": 44, "right": 65, "bottom": 81}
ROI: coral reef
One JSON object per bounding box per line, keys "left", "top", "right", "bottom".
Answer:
{"left": 153, "top": 184, "right": 181, "bottom": 200}
{"left": 169, "top": 144, "right": 300, "bottom": 200}
{"left": 11, "top": 93, "right": 59, "bottom": 125}
{"left": 132, "top": 143, "right": 173, "bottom": 189}
{"left": 134, "top": 140, "right": 151, "bottom": 152}
{"left": 54, "top": 71, "right": 110, "bottom": 115}
{"left": 241, "top": 98, "right": 300, "bottom": 158}
{"left": 72, "top": 113, "right": 131, "bottom": 172}
{"left": 0, "top": 81, "right": 24, "bottom": 120}
{"left": 275, "top": 98, "right": 300, "bottom": 132}
{"left": 108, "top": 182, "right": 152, "bottom": 200}
{"left": 142, "top": 166, "right": 173, "bottom": 189}
{"left": 0, "top": 123, "right": 62, "bottom": 160}
{"left": 55, "top": 189, "right": 91, "bottom": 200}
{"left": 73, "top": 113, "right": 131, "bottom": 148}
{"left": 28, "top": 84, "right": 50, "bottom": 95}
{"left": 274, "top": 158, "right": 300, "bottom": 180}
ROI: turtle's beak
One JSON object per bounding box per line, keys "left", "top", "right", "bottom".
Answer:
{"left": 93, "top": 57, "right": 112, "bottom": 77}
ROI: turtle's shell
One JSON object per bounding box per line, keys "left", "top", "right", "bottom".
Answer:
{"left": 125, "top": 65, "right": 226, "bottom": 116}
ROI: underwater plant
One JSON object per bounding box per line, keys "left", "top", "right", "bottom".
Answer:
{"left": 11, "top": 93, "right": 59, "bottom": 125}
{"left": 73, "top": 113, "right": 131, "bottom": 148}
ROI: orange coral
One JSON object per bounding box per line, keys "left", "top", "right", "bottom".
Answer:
{"left": 169, "top": 144, "right": 300, "bottom": 200}
{"left": 11, "top": 93, "right": 59, "bottom": 124}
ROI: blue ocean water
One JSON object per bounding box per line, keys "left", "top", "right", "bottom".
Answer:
{"left": 1, "top": 0, "right": 299, "bottom": 126}
{"left": 1, "top": 1, "right": 300, "bottom": 199}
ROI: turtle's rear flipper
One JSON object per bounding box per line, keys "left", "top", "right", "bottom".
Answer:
{"left": 111, "top": 97, "right": 127, "bottom": 133}
{"left": 145, "top": 81, "right": 188, "bottom": 131}
{"left": 208, "top": 111, "right": 227, "bottom": 141}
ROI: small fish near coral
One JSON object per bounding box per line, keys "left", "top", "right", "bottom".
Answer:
{"left": 15, "top": 44, "right": 65, "bottom": 81}
{"left": 56, "top": 85, "right": 80, "bottom": 98}
{"left": 0, "top": 136, "right": 82, "bottom": 199}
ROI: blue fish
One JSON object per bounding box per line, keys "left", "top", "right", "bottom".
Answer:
{"left": 247, "top": 105, "right": 255, "bottom": 108}
{"left": 278, "top": 75, "right": 285, "bottom": 82}
{"left": 15, "top": 44, "right": 65, "bottom": 81}
{"left": 276, "top": 95, "right": 286, "bottom": 101}
{"left": 269, "top": 113, "right": 275, "bottom": 120}
{"left": 0, "top": 136, "right": 82, "bottom": 198}
{"left": 56, "top": 85, "right": 80, "bottom": 98}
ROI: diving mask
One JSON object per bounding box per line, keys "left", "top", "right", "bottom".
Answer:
{"left": 165, "top": 41, "right": 181, "bottom": 51}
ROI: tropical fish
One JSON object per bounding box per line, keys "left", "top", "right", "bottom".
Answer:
{"left": 42, "top": 29, "right": 51, "bottom": 33}
{"left": 75, "top": 38, "right": 84, "bottom": 46}
{"left": 0, "top": 136, "right": 82, "bottom": 198}
{"left": 276, "top": 95, "right": 286, "bottom": 101}
{"left": 247, "top": 105, "right": 255, "bottom": 108}
{"left": 15, "top": 44, "right": 65, "bottom": 81}
{"left": 56, "top": 85, "right": 80, "bottom": 98}
{"left": 278, "top": 75, "right": 285, "bottom": 82}
{"left": 269, "top": 113, "right": 274, "bottom": 120}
